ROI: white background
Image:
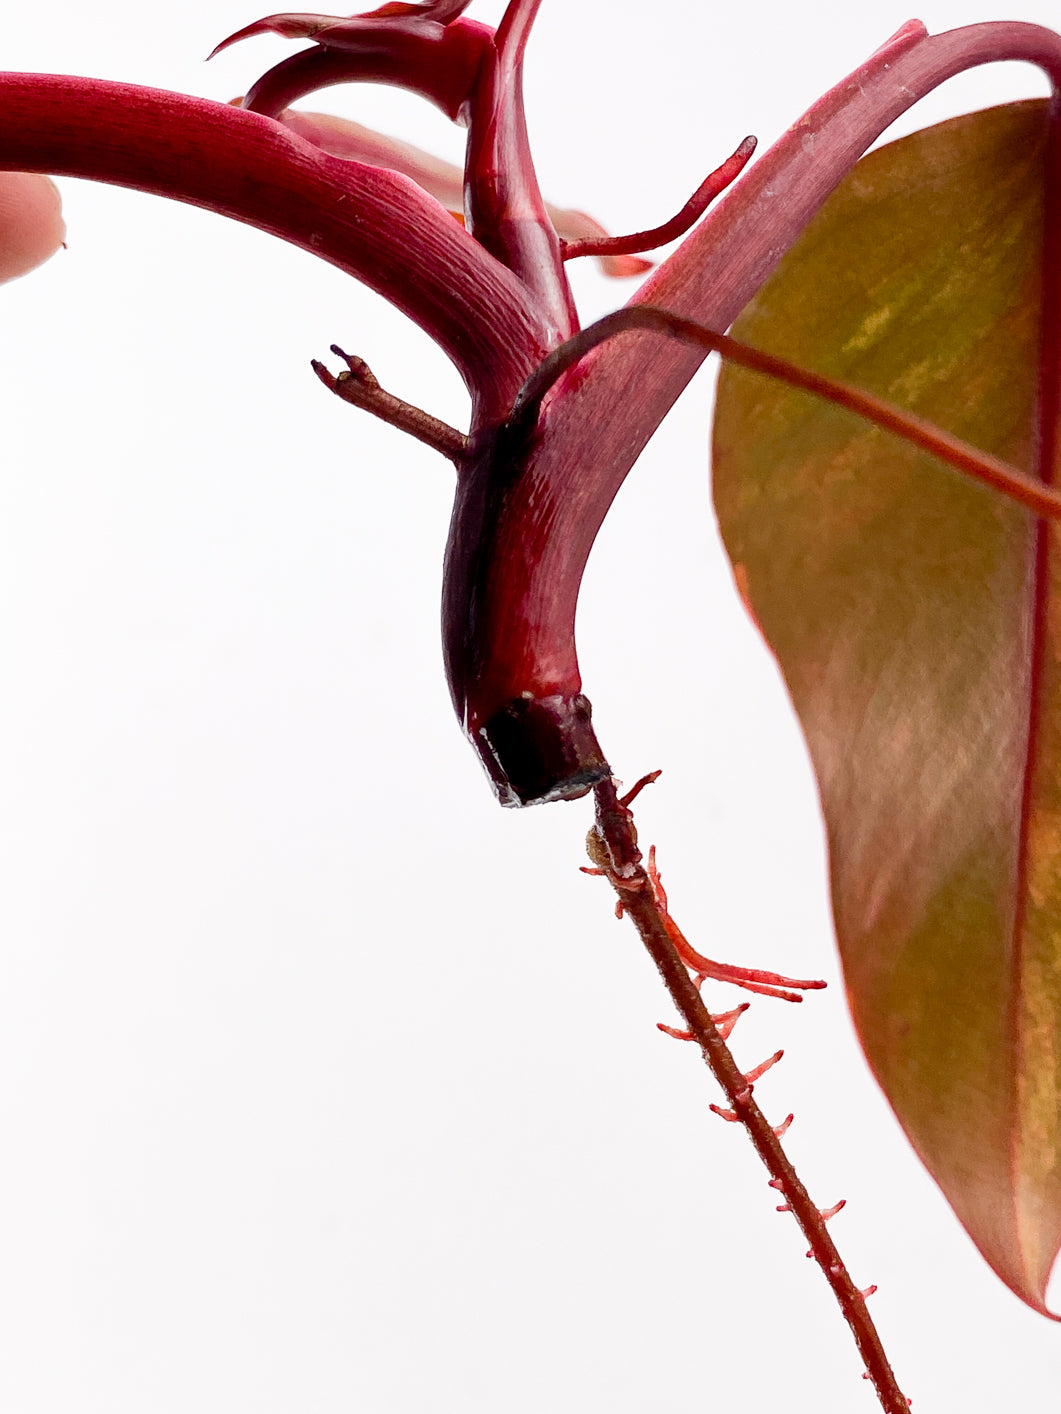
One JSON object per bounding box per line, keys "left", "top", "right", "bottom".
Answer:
{"left": 2, "top": 1, "right": 1060, "bottom": 1409}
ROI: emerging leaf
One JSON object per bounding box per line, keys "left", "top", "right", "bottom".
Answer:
{"left": 277, "top": 109, "right": 651, "bottom": 277}
{"left": 712, "top": 100, "right": 1061, "bottom": 1314}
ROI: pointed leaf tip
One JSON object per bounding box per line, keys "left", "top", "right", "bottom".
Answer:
{"left": 207, "top": 13, "right": 338, "bottom": 61}
{"left": 208, "top": 0, "right": 472, "bottom": 57}
{"left": 712, "top": 100, "right": 1061, "bottom": 1314}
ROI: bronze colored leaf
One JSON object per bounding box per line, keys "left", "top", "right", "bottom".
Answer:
{"left": 711, "top": 100, "right": 1061, "bottom": 1313}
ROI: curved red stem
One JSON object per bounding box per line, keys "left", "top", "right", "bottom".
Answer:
{"left": 446, "top": 21, "right": 1061, "bottom": 799}
{"left": 561, "top": 136, "right": 757, "bottom": 262}
{"left": 463, "top": 0, "right": 576, "bottom": 336}
{"left": 0, "top": 73, "right": 550, "bottom": 423}
{"left": 239, "top": 17, "right": 491, "bottom": 121}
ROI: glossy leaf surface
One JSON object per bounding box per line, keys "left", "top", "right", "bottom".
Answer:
{"left": 712, "top": 101, "right": 1061, "bottom": 1313}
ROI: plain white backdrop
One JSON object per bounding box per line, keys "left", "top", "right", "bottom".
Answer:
{"left": 2, "top": 1, "right": 1060, "bottom": 1409}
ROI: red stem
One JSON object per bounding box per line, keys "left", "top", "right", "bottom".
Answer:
{"left": 446, "top": 21, "right": 1061, "bottom": 794}
{"left": 560, "top": 136, "right": 757, "bottom": 262}
{"left": 239, "top": 17, "right": 492, "bottom": 122}
{"left": 463, "top": 0, "right": 577, "bottom": 337}
{"left": 240, "top": 2, "right": 579, "bottom": 341}
{"left": 0, "top": 73, "right": 549, "bottom": 423}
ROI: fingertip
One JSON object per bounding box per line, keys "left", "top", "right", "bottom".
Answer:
{"left": 0, "top": 172, "right": 67, "bottom": 284}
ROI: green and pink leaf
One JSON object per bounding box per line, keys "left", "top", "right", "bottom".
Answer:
{"left": 713, "top": 100, "right": 1061, "bottom": 1313}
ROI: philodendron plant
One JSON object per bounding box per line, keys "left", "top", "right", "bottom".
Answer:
{"left": 4, "top": 1, "right": 1061, "bottom": 1407}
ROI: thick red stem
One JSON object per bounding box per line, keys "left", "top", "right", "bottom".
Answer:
{"left": 0, "top": 73, "right": 549, "bottom": 423}
{"left": 448, "top": 21, "right": 1061, "bottom": 800}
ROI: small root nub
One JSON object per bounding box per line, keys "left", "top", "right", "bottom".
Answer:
{"left": 709, "top": 1104, "right": 740, "bottom": 1123}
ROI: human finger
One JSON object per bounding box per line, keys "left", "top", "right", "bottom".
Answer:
{"left": 0, "top": 172, "right": 65, "bottom": 284}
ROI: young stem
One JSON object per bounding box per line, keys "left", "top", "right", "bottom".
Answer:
{"left": 590, "top": 775, "right": 909, "bottom": 1414}
{"left": 560, "top": 136, "right": 757, "bottom": 262}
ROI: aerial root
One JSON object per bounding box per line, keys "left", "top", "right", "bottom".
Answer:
{"left": 744, "top": 1049, "right": 783, "bottom": 1084}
